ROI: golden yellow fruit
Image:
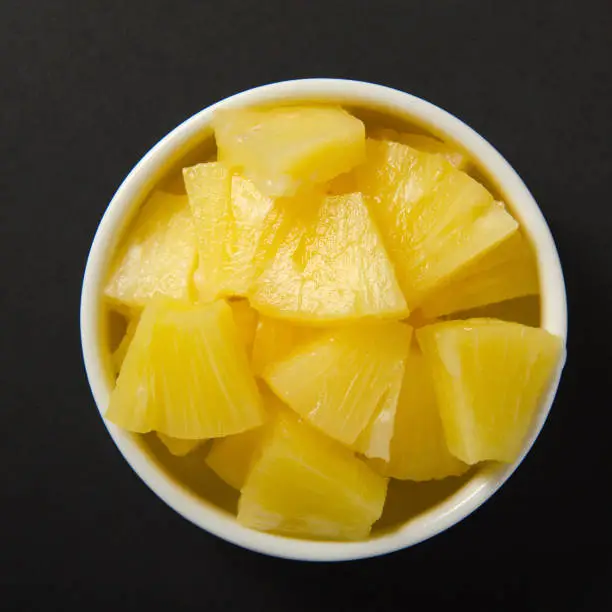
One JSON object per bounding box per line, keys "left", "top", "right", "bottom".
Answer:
{"left": 213, "top": 106, "right": 366, "bottom": 197}
{"left": 111, "top": 315, "right": 139, "bottom": 375}
{"left": 104, "top": 191, "right": 197, "bottom": 309}
{"left": 250, "top": 192, "right": 408, "bottom": 322}
{"left": 106, "top": 297, "right": 265, "bottom": 439}
{"left": 238, "top": 412, "right": 388, "bottom": 540}
{"left": 229, "top": 299, "right": 259, "bottom": 354}
{"left": 157, "top": 433, "right": 202, "bottom": 457}
{"left": 264, "top": 322, "right": 411, "bottom": 447}
{"left": 417, "top": 319, "right": 564, "bottom": 464}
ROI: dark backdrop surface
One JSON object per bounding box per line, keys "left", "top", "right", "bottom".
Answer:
{"left": 2, "top": 1, "right": 611, "bottom": 610}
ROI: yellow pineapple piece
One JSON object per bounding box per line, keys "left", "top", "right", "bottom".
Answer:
{"left": 250, "top": 192, "right": 408, "bottom": 322}
{"left": 357, "top": 139, "right": 518, "bottom": 308}
{"left": 251, "top": 316, "right": 319, "bottom": 376}
{"left": 264, "top": 323, "right": 411, "bottom": 446}
{"left": 183, "top": 162, "right": 232, "bottom": 302}
{"left": 229, "top": 299, "right": 258, "bottom": 354}
{"left": 206, "top": 388, "right": 283, "bottom": 490}
{"left": 106, "top": 297, "right": 265, "bottom": 439}
{"left": 104, "top": 191, "right": 197, "bottom": 309}
{"left": 238, "top": 412, "right": 388, "bottom": 540}
{"left": 213, "top": 106, "right": 366, "bottom": 197}
{"left": 371, "top": 128, "right": 468, "bottom": 169}
{"left": 157, "top": 433, "right": 202, "bottom": 457}
{"left": 420, "top": 231, "right": 539, "bottom": 317}
{"left": 369, "top": 347, "right": 468, "bottom": 480}
{"left": 111, "top": 315, "right": 139, "bottom": 375}
{"left": 417, "top": 319, "right": 565, "bottom": 464}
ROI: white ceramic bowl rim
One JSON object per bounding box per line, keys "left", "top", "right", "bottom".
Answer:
{"left": 80, "top": 78, "right": 567, "bottom": 562}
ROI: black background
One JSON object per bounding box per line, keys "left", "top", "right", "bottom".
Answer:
{"left": 2, "top": 1, "right": 612, "bottom": 610}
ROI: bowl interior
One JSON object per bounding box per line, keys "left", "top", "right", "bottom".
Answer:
{"left": 83, "top": 80, "right": 565, "bottom": 560}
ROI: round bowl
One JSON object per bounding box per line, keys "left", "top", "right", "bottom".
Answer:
{"left": 80, "top": 78, "right": 567, "bottom": 561}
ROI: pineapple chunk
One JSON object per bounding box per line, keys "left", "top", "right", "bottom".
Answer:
{"left": 371, "top": 128, "right": 468, "bottom": 169}
{"left": 111, "top": 315, "right": 139, "bottom": 375}
{"left": 104, "top": 191, "right": 197, "bottom": 309}
{"left": 417, "top": 319, "right": 565, "bottom": 464}
{"left": 183, "top": 162, "right": 232, "bottom": 302}
{"left": 229, "top": 299, "right": 259, "bottom": 354}
{"left": 251, "top": 317, "right": 319, "bottom": 375}
{"left": 264, "top": 323, "right": 411, "bottom": 446}
{"left": 420, "top": 231, "right": 539, "bottom": 317}
{"left": 206, "top": 388, "right": 283, "bottom": 489}
{"left": 238, "top": 412, "right": 388, "bottom": 540}
{"left": 157, "top": 433, "right": 202, "bottom": 457}
{"left": 369, "top": 347, "right": 468, "bottom": 480}
{"left": 250, "top": 192, "right": 408, "bottom": 322}
{"left": 213, "top": 106, "right": 366, "bottom": 197}
{"left": 357, "top": 139, "right": 518, "bottom": 308}
{"left": 106, "top": 297, "right": 265, "bottom": 439}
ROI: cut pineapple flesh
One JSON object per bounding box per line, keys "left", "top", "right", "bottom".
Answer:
{"left": 371, "top": 128, "right": 468, "bottom": 170}
{"left": 229, "top": 299, "right": 259, "bottom": 354}
{"left": 238, "top": 412, "right": 388, "bottom": 540}
{"left": 357, "top": 139, "right": 518, "bottom": 308}
{"left": 111, "top": 315, "right": 139, "bottom": 375}
{"left": 251, "top": 316, "right": 319, "bottom": 375}
{"left": 157, "top": 433, "right": 202, "bottom": 457}
{"left": 250, "top": 192, "right": 408, "bottom": 322}
{"left": 183, "top": 162, "right": 232, "bottom": 302}
{"left": 417, "top": 319, "right": 564, "bottom": 464}
{"left": 104, "top": 191, "right": 197, "bottom": 309}
{"left": 420, "top": 231, "right": 539, "bottom": 317}
{"left": 264, "top": 322, "right": 411, "bottom": 446}
{"left": 369, "top": 347, "right": 468, "bottom": 480}
{"left": 106, "top": 297, "right": 265, "bottom": 439}
{"left": 213, "top": 106, "right": 366, "bottom": 197}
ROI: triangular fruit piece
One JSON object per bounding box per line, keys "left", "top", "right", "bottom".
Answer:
{"left": 105, "top": 297, "right": 265, "bottom": 439}
{"left": 264, "top": 322, "right": 411, "bottom": 446}
{"left": 250, "top": 192, "right": 408, "bottom": 322}
{"left": 251, "top": 316, "right": 320, "bottom": 376}
{"left": 183, "top": 162, "right": 232, "bottom": 302}
{"left": 213, "top": 106, "right": 365, "bottom": 197}
{"left": 417, "top": 319, "right": 565, "bottom": 464}
{"left": 104, "top": 191, "right": 197, "bottom": 309}
{"left": 157, "top": 433, "right": 202, "bottom": 457}
{"left": 420, "top": 231, "right": 539, "bottom": 317}
{"left": 369, "top": 346, "right": 468, "bottom": 480}
{"left": 238, "top": 412, "right": 388, "bottom": 540}
{"left": 357, "top": 139, "right": 518, "bottom": 308}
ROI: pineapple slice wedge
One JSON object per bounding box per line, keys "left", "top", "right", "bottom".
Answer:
{"left": 250, "top": 192, "right": 408, "bottom": 322}
{"left": 357, "top": 139, "right": 518, "bottom": 308}
{"left": 104, "top": 191, "right": 197, "bottom": 309}
{"left": 369, "top": 346, "right": 468, "bottom": 480}
{"left": 264, "top": 322, "right": 411, "bottom": 447}
{"left": 106, "top": 297, "right": 265, "bottom": 439}
{"left": 213, "top": 106, "right": 366, "bottom": 197}
{"left": 417, "top": 319, "right": 565, "bottom": 464}
{"left": 420, "top": 231, "right": 539, "bottom": 317}
{"left": 238, "top": 412, "right": 388, "bottom": 541}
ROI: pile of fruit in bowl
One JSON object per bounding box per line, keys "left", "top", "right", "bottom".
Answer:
{"left": 102, "top": 105, "right": 564, "bottom": 541}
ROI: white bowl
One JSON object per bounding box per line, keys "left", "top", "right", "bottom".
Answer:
{"left": 80, "top": 78, "right": 567, "bottom": 562}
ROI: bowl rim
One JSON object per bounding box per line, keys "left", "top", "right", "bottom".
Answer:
{"left": 80, "top": 78, "right": 567, "bottom": 562}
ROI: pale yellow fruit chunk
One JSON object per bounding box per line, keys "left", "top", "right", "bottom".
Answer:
{"left": 183, "top": 162, "right": 232, "bottom": 302}
{"left": 106, "top": 297, "right": 265, "bottom": 439}
{"left": 251, "top": 316, "right": 319, "bottom": 376}
{"left": 229, "top": 299, "right": 259, "bottom": 354}
{"left": 206, "top": 389, "right": 283, "bottom": 490}
{"left": 213, "top": 106, "right": 366, "bottom": 197}
{"left": 264, "top": 323, "right": 411, "bottom": 446}
{"left": 371, "top": 128, "right": 468, "bottom": 169}
{"left": 357, "top": 140, "right": 518, "bottom": 308}
{"left": 111, "top": 315, "right": 139, "bottom": 375}
{"left": 369, "top": 347, "right": 468, "bottom": 480}
{"left": 104, "top": 191, "right": 197, "bottom": 309}
{"left": 420, "top": 231, "right": 539, "bottom": 317}
{"left": 157, "top": 433, "right": 202, "bottom": 457}
{"left": 238, "top": 412, "right": 388, "bottom": 540}
{"left": 417, "top": 319, "right": 565, "bottom": 464}
{"left": 250, "top": 192, "right": 408, "bottom": 322}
